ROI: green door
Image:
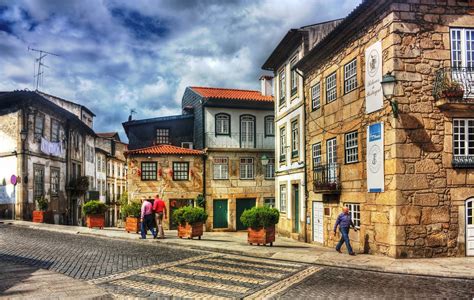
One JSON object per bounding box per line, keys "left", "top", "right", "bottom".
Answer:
{"left": 293, "top": 184, "right": 299, "bottom": 233}
{"left": 236, "top": 198, "right": 256, "bottom": 230}
{"left": 213, "top": 199, "right": 228, "bottom": 228}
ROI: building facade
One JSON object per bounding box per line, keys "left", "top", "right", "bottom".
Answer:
{"left": 296, "top": 0, "right": 474, "bottom": 257}
{"left": 262, "top": 20, "right": 342, "bottom": 241}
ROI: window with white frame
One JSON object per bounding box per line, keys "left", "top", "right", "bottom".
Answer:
{"left": 345, "top": 131, "right": 359, "bottom": 164}
{"left": 265, "top": 158, "right": 275, "bottom": 179}
{"left": 280, "top": 126, "right": 286, "bottom": 162}
{"left": 451, "top": 28, "right": 474, "bottom": 68}
{"left": 326, "top": 72, "right": 337, "bottom": 103}
{"left": 280, "top": 185, "right": 287, "bottom": 213}
{"left": 279, "top": 68, "right": 286, "bottom": 106}
{"left": 264, "top": 197, "right": 275, "bottom": 208}
{"left": 141, "top": 162, "right": 157, "bottom": 181}
{"left": 265, "top": 116, "right": 274, "bottom": 136}
{"left": 290, "top": 56, "right": 298, "bottom": 96}
{"left": 311, "top": 82, "right": 321, "bottom": 111}
{"left": 156, "top": 128, "right": 170, "bottom": 144}
{"left": 215, "top": 113, "right": 230, "bottom": 135}
{"left": 34, "top": 113, "right": 45, "bottom": 138}
{"left": 453, "top": 119, "right": 474, "bottom": 166}
{"left": 344, "top": 59, "right": 357, "bottom": 94}
{"left": 51, "top": 119, "right": 60, "bottom": 142}
{"left": 344, "top": 203, "right": 360, "bottom": 228}
{"left": 240, "top": 158, "right": 254, "bottom": 179}
{"left": 33, "top": 164, "right": 45, "bottom": 200}
{"left": 50, "top": 167, "right": 60, "bottom": 196}
{"left": 312, "top": 142, "right": 322, "bottom": 168}
{"left": 213, "top": 157, "right": 229, "bottom": 180}
{"left": 291, "top": 120, "right": 299, "bottom": 158}
{"left": 173, "top": 162, "right": 189, "bottom": 181}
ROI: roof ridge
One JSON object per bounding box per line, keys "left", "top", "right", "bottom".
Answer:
{"left": 190, "top": 86, "right": 264, "bottom": 93}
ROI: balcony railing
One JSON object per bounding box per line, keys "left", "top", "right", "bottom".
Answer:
{"left": 313, "top": 163, "right": 341, "bottom": 194}
{"left": 205, "top": 132, "right": 274, "bottom": 149}
{"left": 433, "top": 67, "right": 474, "bottom": 102}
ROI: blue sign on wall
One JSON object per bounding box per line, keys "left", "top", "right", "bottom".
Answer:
{"left": 369, "top": 123, "right": 382, "bottom": 142}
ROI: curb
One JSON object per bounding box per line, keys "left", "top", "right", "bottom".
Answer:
{"left": 4, "top": 221, "right": 474, "bottom": 281}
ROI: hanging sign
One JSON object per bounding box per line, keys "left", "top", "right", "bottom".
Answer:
{"left": 367, "top": 122, "right": 384, "bottom": 193}
{"left": 365, "top": 41, "right": 383, "bottom": 113}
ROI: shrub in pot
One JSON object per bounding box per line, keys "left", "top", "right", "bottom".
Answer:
{"left": 33, "top": 196, "right": 51, "bottom": 223}
{"left": 441, "top": 80, "right": 464, "bottom": 100}
{"left": 121, "top": 201, "right": 141, "bottom": 234}
{"left": 240, "top": 206, "right": 280, "bottom": 246}
{"left": 173, "top": 206, "right": 208, "bottom": 239}
{"left": 82, "top": 200, "right": 107, "bottom": 229}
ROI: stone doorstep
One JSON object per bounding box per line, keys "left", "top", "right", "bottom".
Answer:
{"left": 4, "top": 220, "right": 474, "bottom": 280}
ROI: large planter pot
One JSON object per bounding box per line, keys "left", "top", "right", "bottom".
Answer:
{"left": 125, "top": 217, "right": 140, "bottom": 233}
{"left": 86, "top": 214, "right": 105, "bottom": 229}
{"left": 248, "top": 225, "right": 275, "bottom": 246}
{"left": 178, "top": 222, "right": 203, "bottom": 240}
{"left": 32, "top": 210, "right": 51, "bottom": 223}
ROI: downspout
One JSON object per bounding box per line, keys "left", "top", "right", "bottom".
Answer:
{"left": 65, "top": 120, "right": 70, "bottom": 225}
{"left": 201, "top": 101, "right": 206, "bottom": 204}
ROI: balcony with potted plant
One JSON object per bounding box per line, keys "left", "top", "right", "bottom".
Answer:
{"left": 240, "top": 205, "right": 279, "bottom": 246}
{"left": 173, "top": 206, "right": 208, "bottom": 240}
{"left": 82, "top": 200, "right": 108, "bottom": 229}
{"left": 433, "top": 67, "right": 473, "bottom": 111}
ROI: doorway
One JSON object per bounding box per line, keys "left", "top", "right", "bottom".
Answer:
{"left": 293, "top": 184, "right": 299, "bottom": 233}
{"left": 213, "top": 199, "right": 228, "bottom": 229}
{"left": 312, "top": 201, "right": 324, "bottom": 243}
{"left": 169, "top": 199, "right": 193, "bottom": 230}
{"left": 236, "top": 198, "right": 256, "bottom": 230}
{"left": 467, "top": 198, "right": 473, "bottom": 256}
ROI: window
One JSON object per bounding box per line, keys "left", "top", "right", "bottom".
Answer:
{"left": 265, "top": 158, "right": 275, "bottom": 179}
{"left": 279, "top": 185, "right": 287, "bottom": 212}
{"left": 291, "top": 120, "right": 299, "bottom": 158}
{"left": 279, "top": 68, "right": 286, "bottom": 106}
{"left": 181, "top": 142, "right": 193, "bottom": 149}
{"left": 240, "top": 115, "right": 255, "bottom": 148}
{"left": 312, "top": 142, "right": 322, "bottom": 168}
{"left": 326, "top": 72, "right": 337, "bottom": 103}
{"left": 50, "top": 167, "right": 60, "bottom": 196}
{"left": 290, "top": 56, "right": 298, "bottom": 96}
{"left": 264, "top": 198, "right": 275, "bottom": 208}
{"left": 156, "top": 129, "right": 170, "bottom": 144}
{"left": 34, "top": 113, "right": 45, "bottom": 138}
{"left": 173, "top": 162, "right": 189, "bottom": 181}
{"left": 265, "top": 116, "right": 274, "bottom": 137}
{"left": 327, "top": 138, "right": 337, "bottom": 182}
{"left": 51, "top": 119, "right": 60, "bottom": 142}
{"left": 345, "top": 203, "right": 360, "bottom": 228}
{"left": 345, "top": 131, "right": 359, "bottom": 164}
{"left": 311, "top": 82, "right": 321, "bottom": 111}
{"left": 344, "top": 59, "right": 357, "bottom": 94}
{"left": 215, "top": 113, "right": 230, "bottom": 135}
{"left": 239, "top": 158, "right": 254, "bottom": 179}
{"left": 213, "top": 157, "right": 228, "bottom": 180}
{"left": 33, "top": 164, "right": 45, "bottom": 200}
{"left": 280, "top": 126, "right": 286, "bottom": 162}
{"left": 451, "top": 28, "right": 474, "bottom": 68}
{"left": 453, "top": 119, "right": 474, "bottom": 166}
{"left": 141, "top": 162, "right": 157, "bottom": 181}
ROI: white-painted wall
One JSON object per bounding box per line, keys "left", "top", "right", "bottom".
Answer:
{"left": 275, "top": 173, "right": 305, "bottom": 222}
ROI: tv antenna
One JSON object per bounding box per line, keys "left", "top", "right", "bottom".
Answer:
{"left": 28, "top": 46, "right": 60, "bottom": 91}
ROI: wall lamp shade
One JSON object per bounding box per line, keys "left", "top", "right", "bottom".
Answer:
{"left": 381, "top": 72, "right": 398, "bottom": 118}
{"left": 261, "top": 154, "right": 269, "bottom": 166}
{"left": 20, "top": 129, "right": 27, "bottom": 141}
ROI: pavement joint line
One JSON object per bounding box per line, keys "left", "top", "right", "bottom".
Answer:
{"left": 167, "top": 266, "right": 270, "bottom": 285}
{"left": 187, "top": 262, "right": 286, "bottom": 279}
{"left": 243, "top": 266, "right": 322, "bottom": 299}
{"left": 88, "top": 253, "right": 220, "bottom": 285}
{"left": 207, "top": 257, "right": 301, "bottom": 272}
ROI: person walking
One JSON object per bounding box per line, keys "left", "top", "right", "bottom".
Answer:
{"left": 334, "top": 206, "right": 357, "bottom": 255}
{"left": 153, "top": 194, "right": 167, "bottom": 239}
{"left": 140, "top": 198, "right": 156, "bottom": 239}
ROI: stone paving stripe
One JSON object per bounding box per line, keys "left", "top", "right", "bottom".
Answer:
{"left": 187, "top": 262, "right": 286, "bottom": 279}
{"left": 243, "top": 266, "right": 321, "bottom": 299}
{"left": 206, "top": 258, "right": 299, "bottom": 272}
{"left": 139, "top": 272, "right": 250, "bottom": 293}
{"left": 89, "top": 253, "right": 220, "bottom": 285}
{"left": 168, "top": 266, "right": 270, "bottom": 285}
{"left": 112, "top": 279, "right": 230, "bottom": 299}
{"left": 222, "top": 254, "right": 305, "bottom": 268}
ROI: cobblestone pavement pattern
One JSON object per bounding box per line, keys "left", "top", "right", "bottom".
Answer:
{"left": 1, "top": 224, "right": 473, "bottom": 299}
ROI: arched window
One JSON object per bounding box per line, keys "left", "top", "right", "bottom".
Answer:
{"left": 264, "top": 116, "right": 274, "bottom": 137}
{"left": 215, "top": 113, "right": 230, "bottom": 135}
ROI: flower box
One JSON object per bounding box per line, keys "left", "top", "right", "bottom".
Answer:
{"left": 125, "top": 217, "right": 140, "bottom": 233}
{"left": 248, "top": 225, "right": 275, "bottom": 246}
{"left": 86, "top": 214, "right": 105, "bottom": 229}
{"left": 178, "top": 222, "right": 203, "bottom": 240}
{"left": 32, "top": 210, "right": 51, "bottom": 223}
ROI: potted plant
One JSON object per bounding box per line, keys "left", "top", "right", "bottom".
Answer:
{"left": 67, "top": 176, "right": 89, "bottom": 197}
{"left": 240, "top": 206, "right": 280, "bottom": 246}
{"left": 121, "top": 201, "right": 141, "bottom": 233}
{"left": 32, "top": 196, "right": 50, "bottom": 223}
{"left": 173, "top": 206, "right": 208, "bottom": 239}
{"left": 441, "top": 80, "right": 464, "bottom": 100}
{"left": 82, "top": 200, "right": 108, "bottom": 229}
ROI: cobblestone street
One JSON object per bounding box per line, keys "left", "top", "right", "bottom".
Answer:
{"left": 1, "top": 224, "right": 473, "bottom": 299}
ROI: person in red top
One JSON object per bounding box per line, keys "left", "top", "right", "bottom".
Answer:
{"left": 153, "top": 194, "right": 167, "bottom": 238}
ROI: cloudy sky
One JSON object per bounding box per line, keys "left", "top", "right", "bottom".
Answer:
{"left": 0, "top": 0, "right": 360, "bottom": 141}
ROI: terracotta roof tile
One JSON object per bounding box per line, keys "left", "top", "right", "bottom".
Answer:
{"left": 190, "top": 86, "right": 273, "bottom": 103}
{"left": 125, "top": 144, "right": 204, "bottom": 156}
{"left": 97, "top": 132, "right": 118, "bottom": 138}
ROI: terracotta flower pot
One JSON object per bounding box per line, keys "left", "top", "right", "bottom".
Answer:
{"left": 86, "top": 214, "right": 105, "bottom": 229}
{"left": 177, "top": 222, "right": 203, "bottom": 240}
{"left": 32, "top": 210, "right": 51, "bottom": 223}
{"left": 247, "top": 225, "right": 275, "bottom": 246}
{"left": 125, "top": 217, "right": 140, "bottom": 233}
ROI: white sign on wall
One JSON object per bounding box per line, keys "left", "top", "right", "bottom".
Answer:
{"left": 367, "top": 122, "right": 384, "bottom": 193}
{"left": 365, "top": 41, "right": 383, "bottom": 113}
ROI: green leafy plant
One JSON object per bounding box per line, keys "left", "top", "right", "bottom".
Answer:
{"left": 36, "top": 196, "right": 48, "bottom": 211}
{"left": 82, "top": 200, "right": 108, "bottom": 216}
{"left": 196, "top": 194, "right": 205, "bottom": 208}
{"left": 121, "top": 201, "right": 141, "bottom": 219}
{"left": 173, "top": 206, "right": 208, "bottom": 225}
{"left": 68, "top": 176, "right": 89, "bottom": 197}
{"left": 240, "top": 206, "right": 280, "bottom": 229}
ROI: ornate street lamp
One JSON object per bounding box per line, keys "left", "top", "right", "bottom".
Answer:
{"left": 261, "top": 154, "right": 269, "bottom": 166}
{"left": 381, "top": 72, "right": 398, "bottom": 118}
{"left": 20, "top": 129, "right": 27, "bottom": 142}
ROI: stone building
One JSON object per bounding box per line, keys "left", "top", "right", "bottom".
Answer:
{"left": 294, "top": 0, "right": 474, "bottom": 257}
{"left": 182, "top": 86, "right": 275, "bottom": 231}
{"left": 262, "top": 19, "right": 342, "bottom": 241}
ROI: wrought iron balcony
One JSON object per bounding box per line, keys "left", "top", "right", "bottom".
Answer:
{"left": 433, "top": 67, "right": 474, "bottom": 110}
{"left": 313, "top": 163, "right": 341, "bottom": 194}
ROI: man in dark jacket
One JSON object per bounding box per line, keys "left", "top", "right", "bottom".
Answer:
{"left": 334, "top": 206, "right": 357, "bottom": 255}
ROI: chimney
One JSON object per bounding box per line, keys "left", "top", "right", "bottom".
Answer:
{"left": 259, "top": 75, "right": 273, "bottom": 96}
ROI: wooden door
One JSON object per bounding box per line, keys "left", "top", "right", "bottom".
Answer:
{"left": 236, "top": 198, "right": 256, "bottom": 230}
{"left": 213, "top": 199, "right": 228, "bottom": 229}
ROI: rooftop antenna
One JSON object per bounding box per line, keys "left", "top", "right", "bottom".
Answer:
{"left": 28, "top": 46, "right": 60, "bottom": 91}
{"left": 128, "top": 109, "right": 137, "bottom": 121}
